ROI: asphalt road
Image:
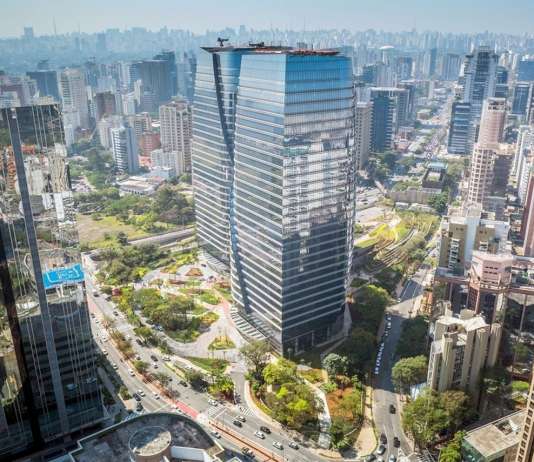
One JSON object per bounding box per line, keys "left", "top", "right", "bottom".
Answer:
{"left": 86, "top": 275, "right": 322, "bottom": 462}
{"left": 372, "top": 266, "right": 431, "bottom": 461}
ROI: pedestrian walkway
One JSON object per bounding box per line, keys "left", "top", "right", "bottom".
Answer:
{"left": 355, "top": 386, "right": 377, "bottom": 456}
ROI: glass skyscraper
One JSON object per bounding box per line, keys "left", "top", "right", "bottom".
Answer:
{"left": 192, "top": 45, "right": 355, "bottom": 355}
{"left": 0, "top": 104, "right": 103, "bottom": 458}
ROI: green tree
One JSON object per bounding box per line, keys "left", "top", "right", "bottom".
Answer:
{"left": 392, "top": 355, "right": 428, "bottom": 394}
{"left": 209, "top": 374, "right": 235, "bottom": 398}
{"left": 402, "top": 389, "right": 449, "bottom": 449}
{"left": 337, "top": 328, "right": 376, "bottom": 375}
{"left": 396, "top": 316, "right": 429, "bottom": 359}
{"left": 439, "top": 391, "right": 471, "bottom": 434}
{"left": 117, "top": 231, "right": 129, "bottom": 246}
{"left": 183, "top": 369, "right": 207, "bottom": 390}
{"left": 240, "top": 340, "right": 271, "bottom": 382}
{"left": 514, "top": 343, "right": 530, "bottom": 363}
{"left": 263, "top": 358, "right": 297, "bottom": 386}
{"left": 153, "top": 372, "right": 171, "bottom": 388}
{"left": 322, "top": 353, "right": 348, "bottom": 378}
{"left": 439, "top": 431, "right": 465, "bottom": 462}
{"left": 133, "top": 360, "right": 149, "bottom": 374}
{"left": 428, "top": 192, "right": 449, "bottom": 215}
{"left": 482, "top": 366, "right": 511, "bottom": 417}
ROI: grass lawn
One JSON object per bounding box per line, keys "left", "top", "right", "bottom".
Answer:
{"left": 77, "top": 214, "right": 150, "bottom": 248}
{"left": 166, "top": 328, "right": 200, "bottom": 343}
{"left": 208, "top": 335, "right": 236, "bottom": 350}
{"left": 185, "top": 356, "right": 229, "bottom": 374}
{"left": 354, "top": 237, "right": 378, "bottom": 249}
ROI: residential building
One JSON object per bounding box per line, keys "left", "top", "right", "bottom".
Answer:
{"left": 159, "top": 99, "right": 192, "bottom": 172}
{"left": 192, "top": 44, "right": 355, "bottom": 355}
{"left": 515, "top": 368, "right": 534, "bottom": 462}
{"left": 59, "top": 68, "right": 90, "bottom": 128}
{"left": 438, "top": 204, "right": 510, "bottom": 273}
{"left": 442, "top": 53, "right": 462, "bottom": 81}
{"left": 111, "top": 123, "right": 139, "bottom": 174}
{"left": 354, "top": 101, "right": 372, "bottom": 170}
{"left": 68, "top": 412, "right": 224, "bottom": 462}
{"left": 518, "top": 59, "right": 534, "bottom": 82}
{"left": 128, "top": 112, "right": 152, "bottom": 139}
{"left": 427, "top": 306, "right": 501, "bottom": 399}
{"left": 476, "top": 97, "right": 506, "bottom": 147}
{"left": 0, "top": 104, "right": 103, "bottom": 459}
{"left": 151, "top": 148, "right": 183, "bottom": 177}
{"left": 138, "top": 130, "right": 161, "bottom": 156}
{"left": 97, "top": 115, "right": 123, "bottom": 149}
{"left": 513, "top": 125, "right": 534, "bottom": 204}
{"left": 462, "top": 410, "right": 524, "bottom": 462}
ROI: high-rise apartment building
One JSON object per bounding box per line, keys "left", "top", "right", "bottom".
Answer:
{"left": 159, "top": 99, "right": 192, "bottom": 172}
{"left": 516, "top": 366, "right": 534, "bottom": 462}
{"left": 192, "top": 44, "right": 355, "bottom": 354}
{"left": 59, "top": 68, "right": 90, "bottom": 129}
{"left": 354, "top": 101, "right": 372, "bottom": 170}
{"left": 476, "top": 97, "right": 506, "bottom": 147}
{"left": 427, "top": 306, "right": 501, "bottom": 400}
{"left": 370, "top": 92, "right": 396, "bottom": 152}
{"left": 0, "top": 104, "right": 103, "bottom": 458}
{"left": 111, "top": 124, "right": 139, "bottom": 174}
{"left": 94, "top": 91, "right": 117, "bottom": 121}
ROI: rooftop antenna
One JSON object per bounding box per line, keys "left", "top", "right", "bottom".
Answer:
{"left": 217, "top": 37, "right": 229, "bottom": 47}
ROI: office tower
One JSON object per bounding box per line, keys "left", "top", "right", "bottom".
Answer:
{"left": 438, "top": 204, "right": 510, "bottom": 272}
{"left": 83, "top": 59, "right": 100, "bottom": 89}
{"left": 427, "top": 47, "right": 438, "bottom": 77}
{"left": 159, "top": 99, "right": 192, "bottom": 172}
{"left": 177, "top": 52, "right": 197, "bottom": 104}
{"left": 0, "top": 104, "right": 103, "bottom": 458}
{"left": 370, "top": 87, "right": 410, "bottom": 129}
{"left": 153, "top": 50, "right": 177, "bottom": 96}
{"left": 528, "top": 85, "right": 534, "bottom": 125}
{"left": 428, "top": 306, "right": 500, "bottom": 400}
{"left": 111, "top": 124, "right": 139, "bottom": 174}
{"left": 441, "top": 53, "right": 462, "bottom": 81}
{"left": 448, "top": 47, "right": 499, "bottom": 154}
{"left": 94, "top": 91, "right": 117, "bottom": 121}
{"left": 354, "top": 102, "right": 372, "bottom": 170}
{"left": 448, "top": 101, "right": 473, "bottom": 154}
{"left": 518, "top": 59, "right": 534, "bottom": 82}
{"left": 370, "top": 92, "right": 395, "bottom": 153}
{"left": 59, "top": 68, "right": 89, "bottom": 129}
{"left": 192, "top": 44, "right": 355, "bottom": 355}
{"left": 512, "top": 82, "right": 533, "bottom": 119}
{"left": 395, "top": 56, "right": 413, "bottom": 80}
{"left": 516, "top": 367, "right": 534, "bottom": 462}
{"left": 521, "top": 175, "right": 534, "bottom": 257}
{"left": 495, "top": 66, "right": 509, "bottom": 99}
{"left": 130, "top": 59, "right": 173, "bottom": 106}
{"left": 26, "top": 70, "right": 60, "bottom": 101}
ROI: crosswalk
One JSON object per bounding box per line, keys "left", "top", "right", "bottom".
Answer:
{"left": 204, "top": 403, "right": 253, "bottom": 420}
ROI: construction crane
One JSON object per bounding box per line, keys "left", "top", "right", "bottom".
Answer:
{"left": 217, "top": 37, "right": 229, "bottom": 47}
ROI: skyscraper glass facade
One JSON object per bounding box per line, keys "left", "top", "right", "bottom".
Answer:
{"left": 0, "top": 104, "right": 103, "bottom": 458}
{"left": 192, "top": 47, "right": 355, "bottom": 354}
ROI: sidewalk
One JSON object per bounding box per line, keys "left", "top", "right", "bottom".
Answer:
{"left": 354, "top": 386, "right": 377, "bottom": 456}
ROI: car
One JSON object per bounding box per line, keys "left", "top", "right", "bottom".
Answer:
{"left": 241, "top": 447, "right": 252, "bottom": 455}
{"left": 136, "top": 339, "right": 144, "bottom": 346}
{"left": 232, "top": 420, "right": 243, "bottom": 427}
{"left": 163, "top": 356, "right": 170, "bottom": 361}
{"left": 254, "top": 431, "right": 265, "bottom": 439}
{"left": 389, "top": 404, "right": 396, "bottom": 414}
{"left": 92, "top": 290, "right": 99, "bottom": 297}
{"left": 113, "top": 310, "right": 118, "bottom": 316}
{"left": 259, "top": 426, "right": 271, "bottom": 434}
{"left": 152, "top": 363, "right": 158, "bottom": 369}
{"left": 377, "top": 444, "right": 386, "bottom": 455}
{"left": 152, "top": 392, "right": 160, "bottom": 399}
{"left": 393, "top": 437, "right": 400, "bottom": 448}
{"left": 128, "top": 368, "right": 134, "bottom": 376}
{"left": 135, "top": 354, "right": 141, "bottom": 361}
{"left": 208, "top": 398, "right": 218, "bottom": 406}
{"left": 111, "top": 363, "right": 118, "bottom": 370}
{"left": 136, "top": 402, "right": 143, "bottom": 412}
{"left": 210, "top": 430, "right": 221, "bottom": 439}
{"left": 236, "top": 415, "right": 246, "bottom": 422}
{"left": 137, "top": 390, "right": 145, "bottom": 397}
{"left": 366, "top": 455, "right": 377, "bottom": 462}
{"left": 377, "top": 458, "right": 384, "bottom": 462}
{"left": 389, "top": 456, "right": 397, "bottom": 462}
{"left": 133, "top": 393, "right": 141, "bottom": 402}
{"left": 179, "top": 380, "right": 188, "bottom": 387}
{"left": 380, "top": 433, "right": 387, "bottom": 444}
{"left": 288, "top": 441, "right": 299, "bottom": 450}
{"left": 272, "top": 441, "right": 283, "bottom": 450}
{"left": 386, "top": 322, "right": 392, "bottom": 329}
{"left": 90, "top": 312, "right": 95, "bottom": 318}
{"left": 374, "top": 368, "right": 379, "bottom": 375}
{"left": 150, "top": 355, "right": 158, "bottom": 362}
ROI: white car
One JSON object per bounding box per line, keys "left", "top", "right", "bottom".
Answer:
{"left": 273, "top": 441, "right": 283, "bottom": 450}
{"left": 137, "top": 390, "right": 145, "bottom": 397}
{"left": 112, "top": 363, "right": 118, "bottom": 370}
{"left": 374, "top": 368, "right": 380, "bottom": 375}
{"left": 152, "top": 392, "right": 160, "bottom": 400}
{"left": 210, "top": 430, "right": 221, "bottom": 439}
{"left": 254, "top": 431, "right": 265, "bottom": 439}
{"left": 128, "top": 368, "right": 134, "bottom": 376}
{"left": 208, "top": 398, "right": 218, "bottom": 406}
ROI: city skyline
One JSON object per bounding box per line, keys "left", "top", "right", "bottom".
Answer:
{"left": 1, "top": 0, "right": 534, "bottom": 38}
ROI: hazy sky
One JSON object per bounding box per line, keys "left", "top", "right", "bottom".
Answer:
{"left": 2, "top": 0, "right": 533, "bottom": 37}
